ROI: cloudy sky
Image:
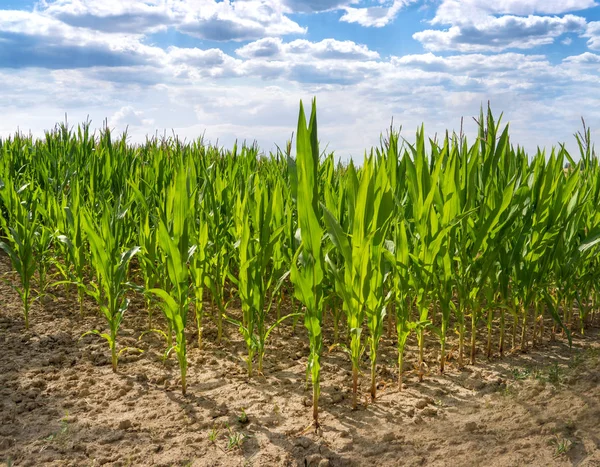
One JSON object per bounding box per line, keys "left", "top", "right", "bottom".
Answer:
{"left": 1, "top": 0, "right": 599, "bottom": 159}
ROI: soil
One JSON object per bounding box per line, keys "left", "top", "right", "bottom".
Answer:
{"left": 1, "top": 254, "right": 600, "bottom": 467}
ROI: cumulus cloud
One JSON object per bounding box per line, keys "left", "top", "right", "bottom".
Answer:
{"left": 414, "top": 14, "right": 587, "bottom": 52}
{"left": 563, "top": 51, "right": 600, "bottom": 64}
{"left": 340, "top": 0, "right": 416, "bottom": 27}
{"left": 281, "top": 0, "right": 356, "bottom": 13}
{"left": 39, "top": 0, "right": 306, "bottom": 41}
{"left": 109, "top": 106, "right": 155, "bottom": 128}
{"left": 235, "top": 37, "right": 380, "bottom": 60}
{"left": 0, "top": 9, "right": 165, "bottom": 69}
{"left": 432, "top": 0, "right": 598, "bottom": 24}
{"left": 415, "top": 0, "right": 595, "bottom": 52}
{"left": 584, "top": 21, "right": 600, "bottom": 50}
{"left": 40, "top": 0, "right": 171, "bottom": 34}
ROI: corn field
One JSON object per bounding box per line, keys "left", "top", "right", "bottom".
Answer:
{"left": 1, "top": 100, "right": 599, "bottom": 429}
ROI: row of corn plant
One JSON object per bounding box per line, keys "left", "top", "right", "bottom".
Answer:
{"left": 1, "top": 100, "right": 600, "bottom": 426}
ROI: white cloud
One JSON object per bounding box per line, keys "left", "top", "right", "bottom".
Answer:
{"left": 584, "top": 21, "right": 600, "bottom": 50}
{"left": 0, "top": 9, "right": 166, "bottom": 68}
{"left": 175, "top": 1, "right": 306, "bottom": 41}
{"left": 281, "top": 0, "right": 356, "bottom": 13}
{"left": 414, "top": 14, "right": 587, "bottom": 52}
{"left": 563, "top": 51, "right": 600, "bottom": 64}
{"left": 109, "top": 106, "right": 155, "bottom": 128}
{"left": 340, "top": 0, "right": 416, "bottom": 27}
{"left": 167, "top": 46, "right": 244, "bottom": 78}
{"left": 235, "top": 37, "right": 380, "bottom": 60}
{"left": 433, "top": 0, "right": 598, "bottom": 24}
{"left": 40, "top": 0, "right": 171, "bottom": 33}
{"left": 39, "top": 0, "right": 306, "bottom": 41}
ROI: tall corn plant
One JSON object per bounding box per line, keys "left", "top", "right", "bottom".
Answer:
{"left": 290, "top": 99, "right": 325, "bottom": 427}
{"left": 151, "top": 163, "right": 195, "bottom": 395}
{"left": 230, "top": 177, "right": 294, "bottom": 376}
{"left": 82, "top": 204, "right": 139, "bottom": 372}
{"left": 403, "top": 129, "right": 447, "bottom": 380}
{"left": 56, "top": 180, "right": 88, "bottom": 316}
{"left": 0, "top": 180, "right": 39, "bottom": 329}
{"left": 202, "top": 162, "right": 234, "bottom": 344}
{"left": 323, "top": 154, "right": 393, "bottom": 404}
{"left": 190, "top": 211, "right": 208, "bottom": 350}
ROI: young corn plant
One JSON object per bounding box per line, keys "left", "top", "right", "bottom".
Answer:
{"left": 364, "top": 157, "right": 394, "bottom": 400}
{"left": 33, "top": 200, "right": 54, "bottom": 299}
{"left": 290, "top": 99, "right": 325, "bottom": 427}
{"left": 323, "top": 154, "right": 393, "bottom": 403}
{"left": 0, "top": 180, "right": 39, "bottom": 329}
{"left": 202, "top": 162, "right": 234, "bottom": 345}
{"left": 151, "top": 163, "right": 195, "bottom": 395}
{"left": 230, "top": 178, "right": 294, "bottom": 376}
{"left": 403, "top": 130, "right": 446, "bottom": 380}
{"left": 81, "top": 204, "right": 139, "bottom": 372}
{"left": 190, "top": 213, "right": 208, "bottom": 350}
{"left": 55, "top": 181, "right": 89, "bottom": 316}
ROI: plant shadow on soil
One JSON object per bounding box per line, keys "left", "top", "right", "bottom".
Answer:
{"left": 1, "top": 254, "right": 600, "bottom": 467}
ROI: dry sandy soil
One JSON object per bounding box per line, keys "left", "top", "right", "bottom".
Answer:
{"left": 1, "top": 254, "right": 599, "bottom": 467}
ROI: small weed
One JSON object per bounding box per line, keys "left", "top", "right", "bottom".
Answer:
{"left": 549, "top": 435, "right": 573, "bottom": 457}
{"left": 208, "top": 425, "right": 220, "bottom": 444}
{"left": 42, "top": 411, "right": 70, "bottom": 446}
{"left": 511, "top": 368, "right": 540, "bottom": 381}
{"left": 237, "top": 408, "right": 249, "bottom": 425}
{"left": 225, "top": 427, "right": 246, "bottom": 452}
{"left": 547, "top": 362, "right": 563, "bottom": 385}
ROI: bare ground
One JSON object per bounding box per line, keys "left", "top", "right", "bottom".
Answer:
{"left": 1, "top": 255, "right": 599, "bottom": 467}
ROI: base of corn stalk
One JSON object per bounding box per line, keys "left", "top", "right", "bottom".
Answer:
{"left": 511, "top": 315, "right": 518, "bottom": 350}
{"left": 111, "top": 345, "right": 117, "bottom": 373}
{"left": 387, "top": 305, "right": 394, "bottom": 339}
{"left": 352, "top": 366, "right": 358, "bottom": 409}
{"left": 440, "top": 338, "right": 446, "bottom": 374}
{"left": 520, "top": 305, "right": 528, "bottom": 351}
{"left": 370, "top": 362, "right": 377, "bottom": 400}
{"left": 418, "top": 330, "right": 424, "bottom": 382}
{"left": 398, "top": 352, "right": 404, "bottom": 390}
{"left": 498, "top": 310, "right": 505, "bottom": 356}
{"left": 312, "top": 384, "right": 320, "bottom": 428}
{"left": 458, "top": 322, "right": 465, "bottom": 368}
{"left": 470, "top": 313, "right": 477, "bottom": 365}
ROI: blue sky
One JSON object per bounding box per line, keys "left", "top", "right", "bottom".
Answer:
{"left": 0, "top": 0, "right": 599, "bottom": 158}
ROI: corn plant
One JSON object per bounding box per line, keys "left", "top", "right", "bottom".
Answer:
{"left": 151, "top": 164, "right": 195, "bottom": 395}
{"left": 290, "top": 99, "right": 325, "bottom": 426}
{"left": 190, "top": 212, "right": 208, "bottom": 350}
{"left": 81, "top": 203, "right": 139, "bottom": 372}
{"left": 323, "top": 154, "right": 393, "bottom": 403}
{"left": 0, "top": 180, "right": 39, "bottom": 329}
{"left": 55, "top": 181, "right": 88, "bottom": 315}
{"left": 202, "top": 163, "right": 234, "bottom": 345}
{"left": 230, "top": 177, "right": 296, "bottom": 376}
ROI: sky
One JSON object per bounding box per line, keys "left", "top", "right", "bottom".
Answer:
{"left": 0, "top": 0, "right": 599, "bottom": 159}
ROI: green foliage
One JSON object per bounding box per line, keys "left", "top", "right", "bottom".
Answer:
{"left": 290, "top": 98, "right": 325, "bottom": 426}
{"left": 81, "top": 203, "right": 139, "bottom": 372}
